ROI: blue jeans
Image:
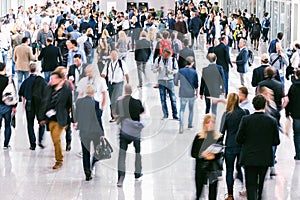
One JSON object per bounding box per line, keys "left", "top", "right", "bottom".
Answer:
{"left": 158, "top": 80, "right": 178, "bottom": 118}
{"left": 293, "top": 118, "right": 300, "bottom": 159}
{"left": 0, "top": 104, "right": 12, "bottom": 147}
{"left": 224, "top": 147, "right": 243, "bottom": 195}
{"left": 17, "top": 71, "right": 29, "bottom": 91}
{"left": 1, "top": 50, "right": 8, "bottom": 66}
{"left": 223, "top": 70, "right": 229, "bottom": 96}
{"left": 179, "top": 97, "right": 195, "bottom": 126}
{"left": 11, "top": 52, "right": 15, "bottom": 76}
{"left": 44, "top": 71, "right": 52, "bottom": 83}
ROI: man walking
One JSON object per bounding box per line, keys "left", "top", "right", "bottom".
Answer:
{"left": 114, "top": 84, "right": 144, "bottom": 187}
{"left": 19, "top": 63, "right": 47, "bottom": 150}
{"left": 38, "top": 37, "right": 62, "bottom": 83}
{"left": 174, "top": 57, "right": 198, "bottom": 133}
{"left": 236, "top": 94, "right": 280, "bottom": 200}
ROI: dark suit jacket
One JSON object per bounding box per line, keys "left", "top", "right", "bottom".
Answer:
{"left": 135, "top": 39, "right": 151, "bottom": 62}
{"left": 67, "top": 63, "right": 87, "bottom": 84}
{"left": 79, "top": 22, "right": 91, "bottom": 33}
{"left": 178, "top": 47, "right": 195, "bottom": 69}
{"left": 75, "top": 96, "right": 103, "bottom": 136}
{"left": 251, "top": 64, "right": 281, "bottom": 87}
{"left": 188, "top": 16, "right": 202, "bottom": 35}
{"left": 38, "top": 83, "right": 72, "bottom": 127}
{"left": 236, "top": 47, "right": 248, "bottom": 73}
{"left": 258, "top": 78, "right": 284, "bottom": 110}
{"left": 200, "top": 63, "right": 225, "bottom": 97}
{"left": 106, "top": 22, "right": 115, "bottom": 36}
{"left": 236, "top": 112, "right": 280, "bottom": 166}
{"left": 214, "top": 42, "right": 232, "bottom": 72}
{"left": 38, "top": 44, "right": 62, "bottom": 72}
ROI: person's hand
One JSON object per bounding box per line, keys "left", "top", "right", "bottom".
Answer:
{"left": 157, "top": 66, "right": 163, "bottom": 71}
{"left": 39, "top": 120, "right": 46, "bottom": 126}
{"left": 200, "top": 95, "right": 204, "bottom": 100}
{"left": 11, "top": 107, "right": 17, "bottom": 115}
{"left": 73, "top": 122, "right": 78, "bottom": 130}
{"left": 201, "top": 151, "right": 215, "bottom": 160}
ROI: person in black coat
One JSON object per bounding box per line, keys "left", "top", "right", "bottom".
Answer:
{"left": 38, "top": 37, "right": 62, "bottom": 83}
{"left": 258, "top": 66, "right": 284, "bottom": 111}
{"left": 214, "top": 35, "right": 233, "bottom": 96}
{"left": 251, "top": 54, "right": 281, "bottom": 87}
{"left": 200, "top": 53, "right": 225, "bottom": 115}
{"left": 191, "top": 114, "right": 223, "bottom": 200}
{"left": 178, "top": 39, "right": 195, "bottom": 69}
{"left": 74, "top": 85, "right": 104, "bottom": 181}
{"left": 189, "top": 12, "right": 202, "bottom": 49}
{"left": 19, "top": 63, "right": 47, "bottom": 150}
{"left": 236, "top": 95, "right": 280, "bottom": 200}
{"left": 135, "top": 31, "right": 151, "bottom": 88}
{"left": 79, "top": 16, "right": 91, "bottom": 33}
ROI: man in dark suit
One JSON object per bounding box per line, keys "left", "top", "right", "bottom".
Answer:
{"left": 200, "top": 53, "right": 225, "bottom": 114}
{"left": 135, "top": 31, "right": 151, "bottom": 88}
{"left": 233, "top": 39, "right": 248, "bottom": 86}
{"left": 178, "top": 39, "right": 195, "bottom": 69}
{"left": 19, "top": 63, "right": 47, "bottom": 150}
{"left": 95, "top": 16, "right": 106, "bottom": 46}
{"left": 79, "top": 16, "right": 91, "bottom": 33}
{"left": 74, "top": 85, "right": 104, "bottom": 181}
{"left": 236, "top": 94, "right": 280, "bottom": 200}
{"left": 251, "top": 53, "right": 281, "bottom": 87}
{"left": 258, "top": 66, "right": 284, "bottom": 111}
{"left": 188, "top": 11, "right": 202, "bottom": 49}
{"left": 214, "top": 35, "right": 233, "bottom": 96}
{"left": 38, "top": 37, "right": 62, "bottom": 83}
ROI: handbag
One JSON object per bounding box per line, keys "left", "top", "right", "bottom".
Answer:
{"left": 2, "top": 76, "right": 18, "bottom": 106}
{"left": 94, "top": 137, "right": 113, "bottom": 161}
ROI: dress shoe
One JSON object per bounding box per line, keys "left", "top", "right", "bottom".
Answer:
{"left": 66, "top": 142, "right": 71, "bottom": 151}
{"left": 109, "top": 118, "right": 116, "bottom": 123}
{"left": 3, "top": 145, "right": 11, "bottom": 150}
{"left": 38, "top": 143, "right": 45, "bottom": 149}
{"left": 188, "top": 125, "right": 193, "bottom": 129}
{"left": 29, "top": 146, "right": 36, "bottom": 151}
{"left": 135, "top": 173, "right": 143, "bottom": 181}
{"left": 86, "top": 176, "right": 93, "bottom": 181}
{"left": 173, "top": 116, "right": 179, "bottom": 120}
{"left": 270, "top": 167, "right": 277, "bottom": 177}
{"left": 225, "top": 194, "right": 234, "bottom": 200}
{"left": 52, "top": 162, "right": 63, "bottom": 169}
{"left": 153, "top": 84, "right": 158, "bottom": 88}
{"left": 117, "top": 176, "right": 125, "bottom": 187}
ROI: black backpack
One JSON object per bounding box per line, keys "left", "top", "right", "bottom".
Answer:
{"left": 264, "top": 18, "right": 270, "bottom": 27}
{"left": 248, "top": 50, "right": 254, "bottom": 67}
{"left": 252, "top": 24, "right": 260, "bottom": 35}
{"left": 84, "top": 38, "right": 93, "bottom": 56}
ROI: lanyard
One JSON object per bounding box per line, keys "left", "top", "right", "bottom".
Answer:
{"left": 110, "top": 61, "right": 119, "bottom": 83}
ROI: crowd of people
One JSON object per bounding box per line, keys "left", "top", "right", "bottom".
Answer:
{"left": 0, "top": 0, "right": 300, "bottom": 200}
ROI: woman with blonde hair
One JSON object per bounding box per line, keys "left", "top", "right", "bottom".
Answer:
{"left": 97, "top": 35, "right": 110, "bottom": 74}
{"left": 220, "top": 93, "right": 249, "bottom": 200}
{"left": 116, "top": 30, "right": 128, "bottom": 60}
{"left": 191, "top": 114, "right": 223, "bottom": 200}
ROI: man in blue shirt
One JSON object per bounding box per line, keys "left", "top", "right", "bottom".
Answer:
{"left": 174, "top": 56, "right": 198, "bottom": 133}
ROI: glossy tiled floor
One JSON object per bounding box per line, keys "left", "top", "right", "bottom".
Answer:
{"left": 0, "top": 37, "right": 299, "bottom": 200}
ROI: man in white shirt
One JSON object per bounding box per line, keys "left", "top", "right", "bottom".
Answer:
{"left": 101, "top": 50, "right": 129, "bottom": 122}
{"left": 77, "top": 65, "right": 107, "bottom": 130}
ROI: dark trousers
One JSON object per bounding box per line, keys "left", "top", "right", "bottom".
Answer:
{"left": 224, "top": 147, "right": 243, "bottom": 195}
{"left": 25, "top": 108, "right": 45, "bottom": 147}
{"left": 262, "top": 28, "right": 269, "bottom": 42}
{"left": 223, "top": 70, "right": 229, "bottom": 97}
{"left": 0, "top": 104, "right": 12, "bottom": 147}
{"left": 191, "top": 32, "right": 199, "bottom": 47}
{"left": 80, "top": 134, "right": 100, "bottom": 177}
{"left": 244, "top": 166, "right": 268, "bottom": 200}
{"left": 195, "top": 170, "right": 218, "bottom": 200}
{"left": 205, "top": 97, "right": 217, "bottom": 115}
{"left": 118, "top": 134, "right": 142, "bottom": 179}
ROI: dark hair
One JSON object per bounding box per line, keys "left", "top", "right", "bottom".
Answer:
{"left": 73, "top": 54, "right": 82, "bottom": 59}
{"left": 51, "top": 70, "right": 63, "bottom": 79}
{"left": 29, "top": 62, "right": 37, "bottom": 73}
{"left": 183, "top": 39, "right": 189, "bottom": 47}
{"left": 70, "top": 39, "right": 77, "bottom": 47}
{"left": 46, "top": 37, "right": 53, "bottom": 43}
{"left": 239, "top": 86, "right": 249, "bottom": 97}
{"left": 162, "top": 31, "right": 169, "bottom": 39}
{"left": 73, "top": 24, "right": 78, "bottom": 30}
{"left": 252, "top": 94, "right": 266, "bottom": 110}
{"left": 264, "top": 66, "right": 276, "bottom": 78}
{"left": 0, "top": 62, "right": 5, "bottom": 71}
{"left": 277, "top": 32, "right": 284, "bottom": 40}
{"left": 22, "top": 37, "right": 29, "bottom": 43}
{"left": 295, "top": 68, "right": 300, "bottom": 78}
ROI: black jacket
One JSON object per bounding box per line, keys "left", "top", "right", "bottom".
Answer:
{"left": 79, "top": 22, "right": 91, "bottom": 33}
{"left": 251, "top": 64, "right": 281, "bottom": 87}
{"left": 38, "top": 82, "right": 72, "bottom": 127}
{"left": 214, "top": 42, "right": 232, "bottom": 72}
{"left": 236, "top": 112, "right": 280, "bottom": 166}
{"left": 38, "top": 44, "right": 62, "bottom": 72}
{"left": 286, "top": 79, "right": 300, "bottom": 119}
{"left": 188, "top": 16, "right": 202, "bottom": 35}
{"left": 67, "top": 63, "right": 87, "bottom": 85}
{"left": 135, "top": 38, "right": 151, "bottom": 62}
{"left": 178, "top": 47, "right": 195, "bottom": 69}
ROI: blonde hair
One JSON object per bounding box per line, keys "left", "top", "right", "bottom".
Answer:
{"left": 53, "top": 66, "right": 67, "bottom": 79}
{"left": 87, "top": 27, "right": 93, "bottom": 35}
{"left": 118, "top": 30, "right": 127, "bottom": 40}
{"left": 147, "top": 27, "right": 155, "bottom": 42}
{"left": 197, "top": 114, "right": 219, "bottom": 139}
{"left": 85, "top": 84, "right": 95, "bottom": 96}
{"left": 226, "top": 93, "right": 239, "bottom": 112}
